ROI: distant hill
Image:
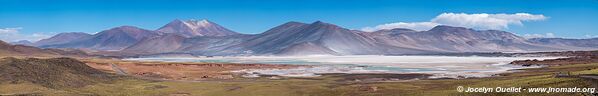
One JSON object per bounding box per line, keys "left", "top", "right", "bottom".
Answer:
{"left": 235, "top": 21, "right": 430, "bottom": 55}
{"left": 528, "top": 38, "right": 598, "bottom": 49}
{"left": 41, "top": 26, "right": 159, "bottom": 50}
{"left": 363, "top": 25, "right": 563, "bottom": 53}
{"left": 9, "top": 40, "right": 33, "bottom": 46}
{"left": 35, "top": 32, "right": 92, "bottom": 47}
{"left": 0, "top": 40, "right": 89, "bottom": 57}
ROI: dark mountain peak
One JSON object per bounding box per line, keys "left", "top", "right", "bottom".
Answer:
{"left": 96, "top": 26, "right": 156, "bottom": 40}
{"left": 34, "top": 32, "right": 92, "bottom": 47}
{"left": 62, "top": 26, "right": 158, "bottom": 50}
{"left": 479, "top": 29, "right": 515, "bottom": 35}
{"left": 282, "top": 21, "right": 308, "bottom": 26}
{"left": 54, "top": 32, "right": 90, "bottom": 37}
{"left": 99, "top": 26, "right": 157, "bottom": 39}
{"left": 167, "top": 19, "right": 184, "bottom": 23}
{"left": 164, "top": 19, "right": 185, "bottom": 26}
{"left": 313, "top": 20, "right": 324, "bottom": 24}
{"left": 10, "top": 40, "right": 33, "bottom": 46}
{"left": 307, "top": 21, "right": 342, "bottom": 30}
{"left": 103, "top": 26, "right": 154, "bottom": 34}
{"left": 310, "top": 21, "right": 334, "bottom": 26}
{"left": 428, "top": 25, "right": 470, "bottom": 32}
{"left": 259, "top": 21, "right": 309, "bottom": 35}
{"left": 112, "top": 26, "right": 143, "bottom": 30}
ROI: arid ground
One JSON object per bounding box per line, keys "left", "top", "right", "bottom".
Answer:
{"left": 1, "top": 53, "right": 597, "bottom": 96}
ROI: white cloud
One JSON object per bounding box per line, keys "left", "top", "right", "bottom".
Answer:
{"left": 585, "top": 34, "right": 598, "bottom": 38}
{"left": 0, "top": 27, "right": 22, "bottom": 34}
{"left": 545, "top": 33, "right": 555, "bottom": 38}
{"left": 0, "top": 27, "right": 51, "bottom": 42}
{"left": 361, "top": 13, "right": 547, "bottom": 32}
{"left": 523, "top": 32, "right": 556, "bottom": 38}
{"left": 432, "top": 13, "right": 546, "bottom": 30}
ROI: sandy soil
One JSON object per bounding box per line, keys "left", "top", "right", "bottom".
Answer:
{"left": 82, "top": 59, "right": 304, "bottom": 81}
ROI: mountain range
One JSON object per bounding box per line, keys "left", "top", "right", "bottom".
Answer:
{"left": 1, "top": 40, "right": 89, "bottom": 57}
{"left": 29, "top": 19, "right": 598, "bottom": 56}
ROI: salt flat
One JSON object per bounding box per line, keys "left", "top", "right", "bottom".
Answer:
{"left": 126, "top": 55, "right": 561, "bottom": 78}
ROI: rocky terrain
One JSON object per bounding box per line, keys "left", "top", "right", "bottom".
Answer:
{"left": 0, "top": 57, "right": 117, "bottom": 88}
{"left": 1, "top": 57, "right": 594, "bottom": 96}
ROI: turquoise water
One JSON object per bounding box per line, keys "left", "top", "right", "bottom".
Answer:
{"left": 129, "top": 57, "right": 438, "bottom": 72}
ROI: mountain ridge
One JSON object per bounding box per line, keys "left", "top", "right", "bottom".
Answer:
{"left": 0, "top": 40, "right": 90, "bottom": 57}
{"left": 31, "top": 19, "right": 598, "bottom": 56}
{"left": 41, "top": 26, "right": 158, "bottom": 50}
{"left": 35, "top": 32, "right": 92, "bottom": 46}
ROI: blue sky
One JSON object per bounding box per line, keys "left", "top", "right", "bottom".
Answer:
{"left": 1, "top": 0, "right": 597, "bottom": 42}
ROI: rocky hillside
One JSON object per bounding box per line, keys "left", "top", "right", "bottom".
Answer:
{"left": 364, "top": 25, "right": 562, "bottom": 53}
{"left": 156, "top": 19, "right": 239, "bottom": 37}
{"left": 42, "top": 26, "right": 159, "bottom": 50}
{"left": 35, "top": 32, "right": 92, "bottom": 47}
{"left": 0, "top": 57, "right": 116, "bottom": 88}
{"left": 237, "top": 21, "right": 430, "bottom": 55}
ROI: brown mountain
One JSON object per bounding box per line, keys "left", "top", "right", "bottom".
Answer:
{"left": 35, "top": 32, "right": 92, "bottom": 47}
{"left": 364, "top": 25, "right": 562, "bottom": 53}
{"left": 234, "top": 21, "right": 430, "bottom": 55}
{"left": 528, "top": 38, "right": 598, "bottom": 50}
{"left": 42, "top": 26, "right": 159, "bottom": 50}
{"left": 123, "top": 33, "right": 186, "bottom": 54}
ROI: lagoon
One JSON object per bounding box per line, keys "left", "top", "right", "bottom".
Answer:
{"left": 126, "top": 55, "right": 560, "bottom": 78}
